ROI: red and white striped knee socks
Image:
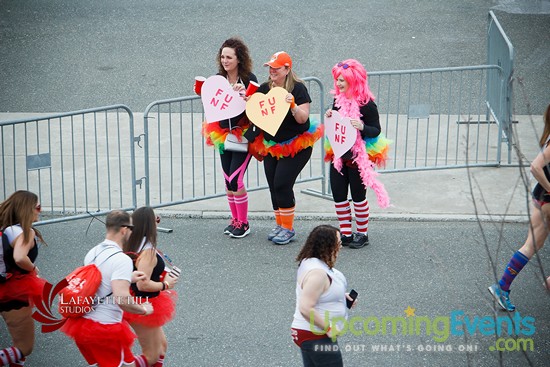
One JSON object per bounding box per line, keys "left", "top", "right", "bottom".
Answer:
{"left": 0, "top": 347, "right": 23, "bottom": 366}
{"left": 335, "top": 201, "right": 352, "bottom": 237}
{"left": 353, "top": 199, "right": 369, "bottom": 235}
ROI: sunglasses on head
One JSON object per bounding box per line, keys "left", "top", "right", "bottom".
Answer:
{"left": 337, "top": 62, "right": 350, "bottom": 69}
{"left": 121, "top": 224, "right": 134, "bottom": 230}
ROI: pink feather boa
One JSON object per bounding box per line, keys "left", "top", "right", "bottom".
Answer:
{"left": 333, "top": 95, "right": 390, "bottom": 208}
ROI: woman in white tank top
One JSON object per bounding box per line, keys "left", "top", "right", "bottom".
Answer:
{"left": 291, "top": 224, "right": 357, "bottom": 367}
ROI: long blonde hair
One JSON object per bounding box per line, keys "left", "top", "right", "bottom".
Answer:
{"left": 268, "top": 67, "right": 304, "bottom": 93}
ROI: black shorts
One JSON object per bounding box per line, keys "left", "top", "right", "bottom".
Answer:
{"left": 0, "top": 299, "right": 29, "bottom": 312}
{"left": 532, "top": 183, "right": 550, "bottom": 207}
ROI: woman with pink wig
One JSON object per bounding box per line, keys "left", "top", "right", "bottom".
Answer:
{"left": 324, "top": 59, "right": 390, "bottom": 249}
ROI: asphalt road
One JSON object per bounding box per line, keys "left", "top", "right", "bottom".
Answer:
{"left": 1, "top": 1, "right": 549, "bottom": 366}
{"left": 0, "top": 0, "right": 548, "bottom": 115}
{"left": 1, "top": 217, "right": 549, "bottom": 366}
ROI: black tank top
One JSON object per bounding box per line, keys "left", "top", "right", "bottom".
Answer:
{"left": 532, "top": 165, "right": 550, "bottom": 201}
{"left": 2, "top": 226, "right": 39, "bottom": 273}
{"left": 131, "top": 252, "right": 165, "bottom": 298}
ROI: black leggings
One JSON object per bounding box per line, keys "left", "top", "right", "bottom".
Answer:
{"left": 219, "top": 150, "right": 252, "bottom": 192}
{"left": 330, "top": 163, "right": 367, "bottom": 203}
{"left": 263, "top": 147, "right": 312, "bottom": 209}
{"left": 300, "top": 338, "right": 343, "bottom": 367}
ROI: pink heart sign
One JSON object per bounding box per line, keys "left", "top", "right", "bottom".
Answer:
{"left": 201, "top": 75, "right": 246, "bottom": 123}
{"left": 325, "top": 110, "right": 356, "bottom": 159}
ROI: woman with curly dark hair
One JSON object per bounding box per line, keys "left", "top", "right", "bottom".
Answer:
{"left": 202, "top": 37, "right": 258, "bottom": 239}
{"left": 291, "top": 224, "right": 357, "bottom": 366}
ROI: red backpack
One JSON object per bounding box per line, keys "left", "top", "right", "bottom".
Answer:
{"left": 58, "top": 248, "right": 122, "bottom": 318}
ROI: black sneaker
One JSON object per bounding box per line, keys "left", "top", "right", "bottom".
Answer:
{"left": 230, "top": 221, "right": 250, "bottom": 238}
{"left": 341, "top": 234, "right": 353, "bottom": 246}
{"left": 349, "top": 233, "right": 369, "bottom": 249}
{"left": 224, "top": 219, "right": 237, "bottom": 235}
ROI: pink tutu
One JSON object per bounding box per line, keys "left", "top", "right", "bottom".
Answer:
{"left": 123, "top": 290, "right": 178, "bottom": 327}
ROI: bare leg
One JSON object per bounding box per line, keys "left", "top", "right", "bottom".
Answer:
{"left": 131, "top": 322, "right": 165, "bottom": 366}
{"left": 518, "top": 204, "right": 550, "bottom": 259}
{"left": 1, "top": 306, "right": 35, "bottom": 357}
{"left": 231, "top": 187, "right": 247, "bottom": 196}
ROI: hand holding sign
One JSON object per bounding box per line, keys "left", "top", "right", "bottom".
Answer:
{"left": 245, "top": 87, "right": 290, "bottom": 136}
{"left": 201, "top": 75, "right": 246, "bottom": 123}
{"left": 325, "top": 110, "right": 357, "bottom": 159}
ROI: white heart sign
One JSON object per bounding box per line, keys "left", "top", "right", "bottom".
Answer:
{"left": 325, "top": 110, "right": 356, "bottom": 159}
{"left": 201, "top": 75, "right": 246, "bottom": 123}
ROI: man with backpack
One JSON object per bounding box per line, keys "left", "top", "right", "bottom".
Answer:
{"left": 61, "top": 210, "right": 153, "bottom": 367}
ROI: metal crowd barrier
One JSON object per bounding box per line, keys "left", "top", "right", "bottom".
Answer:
{"left": 141, "top": 77, "right": 327, "bottom": 209}
{"left": 0, "top": 13, "right": 514, "bottom": 219}
{"left": 0, "top": 105, "right": 137, "bottom": 224}
{"left": 487, "top": 10, "right": 514, "bottom": 162}
{"left": 368, "top": 65, "right": 506, "bottom": 173}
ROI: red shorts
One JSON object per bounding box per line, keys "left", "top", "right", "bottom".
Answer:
{"left": 61, "top": 317, "right": 136, "bottom": 367}
{"left": 533, "top": 198, "right": 549, "bottom": 208}
{"left": 291, "top": 328, "right": 329, "bottom": 347}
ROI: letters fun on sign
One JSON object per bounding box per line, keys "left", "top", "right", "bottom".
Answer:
{"left": 201, "top": 75, "right": 246, "bottom": 123}
{"left": 245, "top": 87, "right": 290, "bottom": 136}
{"left": 324, "top": 110, "right": 357, "bottom": 159}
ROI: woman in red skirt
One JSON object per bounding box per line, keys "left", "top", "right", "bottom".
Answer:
{"left": 124, "top": 207, "right": 179, "bottom": 367}
{"left": 0, "top": 191, "right": 46, "bottom": 366}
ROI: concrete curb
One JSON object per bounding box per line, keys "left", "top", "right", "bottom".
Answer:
{"left": 150, "top": 209, "right": 530, "bottom": 223}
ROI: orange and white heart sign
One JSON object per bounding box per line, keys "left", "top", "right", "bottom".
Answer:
{"left": 325, "top": 110, "right": 356, "bottom": 159}
{"left": 245, "top": 87, "right": 290, "bottom": 136}
{"left": 201, "top": 75, "right": 246, "bottom": 123}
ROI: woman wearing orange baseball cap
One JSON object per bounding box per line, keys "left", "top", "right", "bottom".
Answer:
{"left": 247, "top": 51, "right": 323, "bottom": 245}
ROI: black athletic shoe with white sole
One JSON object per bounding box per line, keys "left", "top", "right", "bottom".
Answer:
{"left": 230, "top": 221, "right": 250, "bottom": 238}
{"left": 224, "top": 219, "right": 237, "bottom": 235}
{"left": 349, "top": 233, "right": 369, "bottom": 249}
